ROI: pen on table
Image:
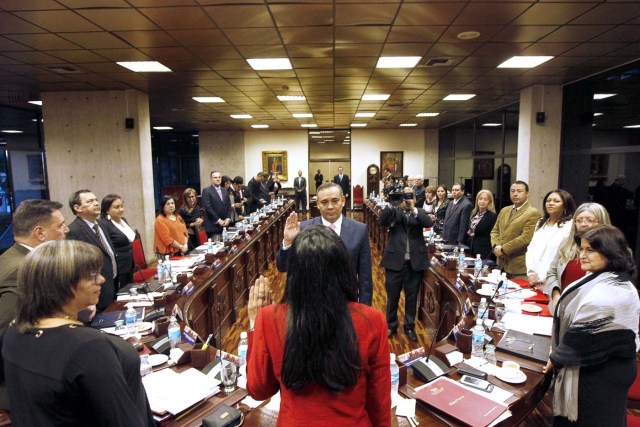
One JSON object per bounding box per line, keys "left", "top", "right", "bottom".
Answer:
{"left": 201, "top": 333, "right": 213, "bottom": 350}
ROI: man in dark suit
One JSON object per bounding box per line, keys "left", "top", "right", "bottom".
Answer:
{"left": 293, "top": 169, "right": 307, "bottom": 213}
{"left": 276, "top": 182, "right": 373, "bottom": 305}
{"left": 413, "top": 175, "right": 426, "bottom": 208}
{"left": 379, "top": 188, "right": 432, "bottom": 342}
{"left": 202, "top": 170, "right": 233, "bottom": 238}
{"left": 0, "top": 200, "right": 69, "bottom": 410}
{"left": 333, "top": 166, "right": 350, "bottom": 200}
{"left": 66, "top": 189, "right": 118, "bottom": 311}
{"left": 442, "top": 182, "right": 473, "bottom": 245}
{"left": 245, "top": 172, "right": 269, "bottom": 214}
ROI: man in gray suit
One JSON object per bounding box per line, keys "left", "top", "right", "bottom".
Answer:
{"left": 293, "top": 169, "right": 307, "bottom": 214}
{"left": 442, "top": 182, "right": 473, "bottom": 245}
{"left": 276, "top": 182, "right": 373, "bottom": 305}
{"left": 0, "top": 199, "right": 69, "bottom": 410}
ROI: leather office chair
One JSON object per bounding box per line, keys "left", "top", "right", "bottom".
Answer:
{"left": 132, "top": 232, "right": 157, "bottom": 282}
{"left": 353, "top": 185, "right": 364, "bottom": 211}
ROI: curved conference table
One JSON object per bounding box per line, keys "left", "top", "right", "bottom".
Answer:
{"left": 113, "top": 199, "right": 550, "bottom": 426}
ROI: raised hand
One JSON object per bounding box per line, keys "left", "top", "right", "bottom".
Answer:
{"left": 248, "top": 276, "right": 272, "bottom": 329}
{"left": 283, "top": 211, "right": 300, "bottom": 247}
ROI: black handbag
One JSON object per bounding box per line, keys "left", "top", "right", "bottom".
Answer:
{"left": 202, "top": 404, "right": 243, "bottom": 427}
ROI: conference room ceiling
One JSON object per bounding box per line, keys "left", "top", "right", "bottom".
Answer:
{"left": 1, "top": 1, "right": 640, "bottom": 132}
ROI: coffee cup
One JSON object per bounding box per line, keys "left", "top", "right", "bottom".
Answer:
{"left": 502, "top": 361, "right": 521, "bottom": 379}
{"left": 491, "top": 269, "right": 501, "bottom": 277}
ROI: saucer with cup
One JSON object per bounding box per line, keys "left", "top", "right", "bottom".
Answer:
{"left": 496, "top": 360, "right": 527, "bottom": 384}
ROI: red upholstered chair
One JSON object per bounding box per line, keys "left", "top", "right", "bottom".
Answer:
{"left": 198, "top": 228, "right": 208, "bottom": 246}
{"left": 353, "top": 185, "right": 364, "bottom": 211}
{"left": 628, "top": 413, "right": 640, "bottom": 427}
{"left": 132, "top": 233, "right": 157, "bottom": 283}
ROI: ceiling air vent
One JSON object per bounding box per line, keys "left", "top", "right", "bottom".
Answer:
{"left": 388, "top": 103, "right": 404, "bottom": 108}
{"left": 424, "top": 58, "right": 453, "bottom": 67}
{"left": 45, "top": 65, "right": 81, "bottom": 74}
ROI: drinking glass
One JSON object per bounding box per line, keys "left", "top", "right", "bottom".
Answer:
{"left": 220, "top": 361, "right": 237, "bottom": 393}
{"left": 495, "top": 306, "right": 506, "bottom": 329}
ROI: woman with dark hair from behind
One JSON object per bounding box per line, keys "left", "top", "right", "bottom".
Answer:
{"left": 525, "top": 189, "right": 576, "bottom": 287}
{"left": 543, "top": 225, "right": 639, "bottom": 426}
{"left": 2, "top": 240, "right": 155, "bottom": 426}
{"left": 100, "top": 193, "right": 135, "bottom": 286}
{"left": 246, "top": 225, "right": 391, "bottom": 426}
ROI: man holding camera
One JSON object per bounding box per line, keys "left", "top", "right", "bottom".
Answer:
{"left": 379, "top": 188, "right": 432, "bottom": 342}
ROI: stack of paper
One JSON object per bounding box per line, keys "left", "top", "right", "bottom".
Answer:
{"left": 502, "top": 312, "right": 553, "bottom": 336}
{"left": 142, "top": 368, "right": 220, "bottom": 415}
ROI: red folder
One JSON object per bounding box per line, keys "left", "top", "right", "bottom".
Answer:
{"left": 414, "top": 377, "right": 508, "bottom": 427}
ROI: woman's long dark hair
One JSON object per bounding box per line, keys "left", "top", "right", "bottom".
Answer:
{"left": 100, "top": 193, "right": 121, "bottom": 219}
{"left": 280, "top": 225, "right": 361, "bottom": 392}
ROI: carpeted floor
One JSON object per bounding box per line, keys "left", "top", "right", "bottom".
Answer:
{"left": 221, "top": 210, "right": 556, "bottom": 426}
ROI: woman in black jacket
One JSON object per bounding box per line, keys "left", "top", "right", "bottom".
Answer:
{"left": 100, "top": 194, "right": 135, "bottom": 287}
{"left": 466, "top": 189, "right": 498, "bottom": 260}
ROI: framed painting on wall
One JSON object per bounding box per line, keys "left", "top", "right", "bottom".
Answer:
{"left": 262, "top": 150, "right": 288, "bottom": 181}
{"left": 380, "top": 151, "right": 403, "bottom": 178}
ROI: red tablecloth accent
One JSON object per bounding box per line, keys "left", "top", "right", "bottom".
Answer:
{"left": 510, "top": 278, "right": 550, "bottom": 303}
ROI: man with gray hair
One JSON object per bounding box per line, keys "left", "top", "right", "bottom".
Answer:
{"left": 0, "top": 199, "right": 69, "bottom": 410}
{"left": 413, "top": 175, "right": 426, "bottom": 208}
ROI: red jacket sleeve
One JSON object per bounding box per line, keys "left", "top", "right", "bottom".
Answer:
{"left": 246, "top": 308, "right": 280, "bottom": 400}
{"left": 365, "top": 309, "right": 392, "bottom": 427}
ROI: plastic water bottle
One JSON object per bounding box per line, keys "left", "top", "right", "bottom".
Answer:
{"left": 474, "top": 254, "right": 482, "bottom": 277}
{"left": 207, "top": 238, "right": 213, "bottom": 253}
{"left": 168, "top": 316, "right": 181, "bottom": 349}
{"left": 498, "top": 279, "right": 508, "bottom": 299}
{"left": 478, "top": 297, "right": 488, "bottom": 320}
{"left": 458, "top": 248, "right": 466, "bottom": 272}
{"left": 238, "top": 331, "right": 249, "bottom": 365}
{"left": 140, "top": 354, "right": 153, "bottom": 376}
{"left": 222, "top": 227, "right": 228, "bottom": 242}
{"left": 390, "top": 353, "right": 400, "bottom": 397}
{"left": 125, "top": 305, "right": 138, "bottom": 337}
{"left": 157, "top": 260, "right": 165, "bottom": 281}
{"left": 471, "top": 318, "right": 485, "bottom": 359}
{"left": 164, "top": 255, "right": 172, "bottom": 281}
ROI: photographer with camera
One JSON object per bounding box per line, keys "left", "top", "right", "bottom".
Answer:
{"left": 379, "top": 188, "right": 432, "bottom": 342}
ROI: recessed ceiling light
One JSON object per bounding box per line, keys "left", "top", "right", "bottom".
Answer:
{"left": 457, "top": 31, "right": 481, "bottom": 40}
{"left": 191, "top": 134, "right": 199, "bottom": 137}
{"left": 623, "top": 124, "right": 640, "bottom": 128}
{"left": 277, "top": 95, "right": 306, "bottom": 101}
{"left": 594, "top": 93, "right": 616, "bottom": 100}
{"left": 193, "top": 97, "right": 225, "bottom": 103}
{"left": 355, "top": 112, "right": 375, "bottom": 118}
{"left": 351, "top": 123, "right": 367, "bottom": 127}
{"left": 417, "top": 112, "right": 439, "bottom": 117}
{"left": 28, "top": 100, "right": 42, "bottom": 106}
{"left": 292, "top": 113, "right": 313, "bottom": 118}
{"left": 497, "top": 56, "right": 553, "bottom": 68}
{"left": 593, "top": 113, "right": 604, "bottom": 117}
{"left": 252, "top": 124, "right": 269, "bottom": 129}
{"left": 230, "top": 114, "right": 252, "bottom": 119}
{"left": 443, "top": 94, "right": 475, "bottom": 101}
{"left": 482, "top": 123, "right": 502, "bottom": 127}
{"left": 343, "top": 142, "right": 350, "bottom": 144}
{"left": 153, "top": 126, "right": 173, "bottom": 130}
{"left": 362, "top": 94, "right": 390, "bottom": 101}
{"left": 1, "top": 130, "right": 23, "bottom": 134}
{"left": 309, "top": 131, "right": 320, "bottom": 135}
{"left": 399, "top": 123, "right": 417, "bottom": 127}
{"left": 376, "top": 56, "right": 421, "bottom": 68}
{"left": 246, "top": 58, "right": 292, "bottom": 70}
{"left": 301, "top": 124, "right": 317, "bottom": 128}
{"left": 116, "top": 61, "right": 171, "bottom": 72}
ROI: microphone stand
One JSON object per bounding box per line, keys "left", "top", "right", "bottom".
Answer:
{"left": 412, "top": 302, "right": 452, "bottom": 382}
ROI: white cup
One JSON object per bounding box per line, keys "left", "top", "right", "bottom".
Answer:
{"left": 502, "top": 361, "right": 521, "bottom": 379}
{"left": 491, "top": 269, "right": 501, "bottom": 277}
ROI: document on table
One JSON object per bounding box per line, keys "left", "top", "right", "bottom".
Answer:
{"left": 142, "top": 368, "right": 220, "bottom": 415}
{"left": 502, "top": 312, "right": 553, "bottom": 336}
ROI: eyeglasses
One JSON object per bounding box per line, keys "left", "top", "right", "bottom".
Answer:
{"left": 575, "top": 219, "right": 598, "bottom": 226}
{"left": 88, "top": 271, "right": 100, "bottom": 284}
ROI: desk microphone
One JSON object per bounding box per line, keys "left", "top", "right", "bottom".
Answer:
{"left": 412, "top": 302, "right": 451, "bottom": 382}
{"left": 134, "top": 265, "right": 164, "bottom": 322}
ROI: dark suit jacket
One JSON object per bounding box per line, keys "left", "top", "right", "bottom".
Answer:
{"left": 66, "top": 217, "right": 117, "bottom": 310}
{"left": 293, "top": 176, "right": 306, "bottom": 196}
{"left": 0, "top": 243, "right": 27, "bottom": 410}
{"left": 268, "top": 180, "right": 281, "bottom": 196}
{"left": 333, "top": 174, "right": 350, "bottom": 198}
{"left": 442, "top": 196, "right": 473, "bottom": 244}
{"left": 275, "top": 217, "right": 373, "bottom": 305}
{"left": 102, "top": 218, "right": 134, "bottom": 280}
{"left": 468, "top": 210, "right": 498, "bottom": 259}
{"left": 202, "top": 184, "right": 233, "bottom": 233}
{"left": 379, "top": 206, "right": 432, "bottom": 272}
{"left": 246, "top": 178, "right": 268, "bottom": 214}
{"left": 414, "top": 185, "right": 426, "bottom": 208}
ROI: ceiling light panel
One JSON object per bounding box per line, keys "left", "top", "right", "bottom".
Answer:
{"left": 497, "top": 56, "right": 554, "bottom": 68}
{"left": 193, "top": 97, "right": 225, "bottom": 103}
{"left": 117, "top": 61, "right": 171, "bottom": 72}
{"left": 443, "top": 94, "right": 476, "bottom": 101}
{"left": 376, "top": 56, "right": 422, "bottom": 68}
{"left": 246, "top": 58, "right": 293, "bottom": 70}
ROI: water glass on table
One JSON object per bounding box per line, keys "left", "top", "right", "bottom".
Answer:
{"left": 221, "top": 361, "right": 238, "bottom": 393}
{"left": 495, "top": 306, "right": 506, "bottom": 329}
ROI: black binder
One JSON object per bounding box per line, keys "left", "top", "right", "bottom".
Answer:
{"left": 496, "top": 329, "right": 552, "bottom": 364}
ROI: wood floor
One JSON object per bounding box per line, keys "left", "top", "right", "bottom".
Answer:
{"left": 221, "top": 211, "right": 555, "bottom": 426}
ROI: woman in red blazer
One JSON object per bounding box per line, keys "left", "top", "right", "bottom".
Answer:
{"left": 246, "top": 224, "right": 391, "bottom": 427}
